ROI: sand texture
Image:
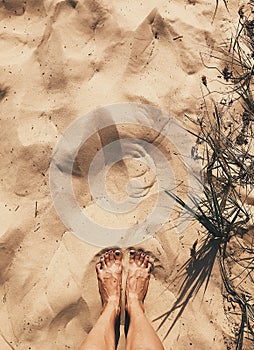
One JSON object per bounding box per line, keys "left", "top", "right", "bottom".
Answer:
{"left": 0, "top": 1, "right": 253, "bottom": 349}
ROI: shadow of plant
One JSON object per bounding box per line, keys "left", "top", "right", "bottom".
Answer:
{"left": 154, "top": 236, "right": 220, "bottom": 340}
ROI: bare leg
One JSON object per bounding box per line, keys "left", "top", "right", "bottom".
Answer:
{"left": 79, "top": 250, "right": 122, "bottom": 350}
{"left": 125, "top": 250, "right": 165, "bottom": 350}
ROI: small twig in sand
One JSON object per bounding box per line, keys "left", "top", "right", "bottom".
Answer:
{"left": 35, "top": 201, "right": 38, "bottom": 218}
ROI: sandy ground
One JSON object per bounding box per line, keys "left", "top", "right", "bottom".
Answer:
{"left": 0, "top": 0, "right": 251, "bottom": 349}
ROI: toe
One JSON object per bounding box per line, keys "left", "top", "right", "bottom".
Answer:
{"left": 139, "top": 252, "right": 145, "bottom": 265}
{"left": 104, "top": 252, "right": 110, "bottom": 266}
{"left": 96, "top": 262, "right": 102, "bottom": 273}
{"left": 135, "top": 250, "right": 141, "bottom": 264}
{"left": 143, "top": 255, "right": 150, "bottom": 268}
{"left": 114, "top": 249, "right": 122, "bottom": 262}
{"left": 147, "top": 262, "right": 153, "bottom": 273}
{"left": 109, "top": 250, "right": 114, "bottom": 262}
{"left": 129, "top": 250, "right": 135, "bottom": 263}
{"left": 100, "top": 256, "right": 106, "bottom": 269}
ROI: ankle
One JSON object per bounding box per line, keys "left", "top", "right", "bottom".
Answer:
{"left": 126, "top": 296, "right": 145, "bottom": 315}
{"left": 102, "top": 299, "right": 120, "bottom": 318}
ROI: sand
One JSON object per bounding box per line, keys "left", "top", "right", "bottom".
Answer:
{"left": 0, "top": 0, "right": 252, "bottom": 349}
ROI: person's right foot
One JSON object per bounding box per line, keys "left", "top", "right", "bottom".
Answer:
{"left": 96, "top": 249, "right": 122, "bottom": 316}
{"left": 125, "top": 250, "right": 153, "bottom": 313}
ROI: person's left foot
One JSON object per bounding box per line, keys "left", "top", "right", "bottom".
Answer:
{"left": 96, "top": 250, "right": 123, "bottom": 316}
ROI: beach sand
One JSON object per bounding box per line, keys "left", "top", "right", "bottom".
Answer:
{"left": 0, "top": 1, "right": 252, "bottom": 349}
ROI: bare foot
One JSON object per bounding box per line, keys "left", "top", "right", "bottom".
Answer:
{"left": 126, "top": 249, "right": 153, "bottom": 313}
{"left": 96, "top": 249, "right": 123, "bottom": 316}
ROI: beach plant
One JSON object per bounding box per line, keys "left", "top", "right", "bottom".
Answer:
{"left": 156, "top": 4, "right": 254, "bottom": 349}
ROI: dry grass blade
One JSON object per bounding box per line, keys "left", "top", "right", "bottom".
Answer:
{"left": 213, "top": 0, "right": 229, "bottom": 22}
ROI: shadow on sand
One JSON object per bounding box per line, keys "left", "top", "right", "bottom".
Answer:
{"left": 154, "top": 237, "right": 220, "bottom": 340}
